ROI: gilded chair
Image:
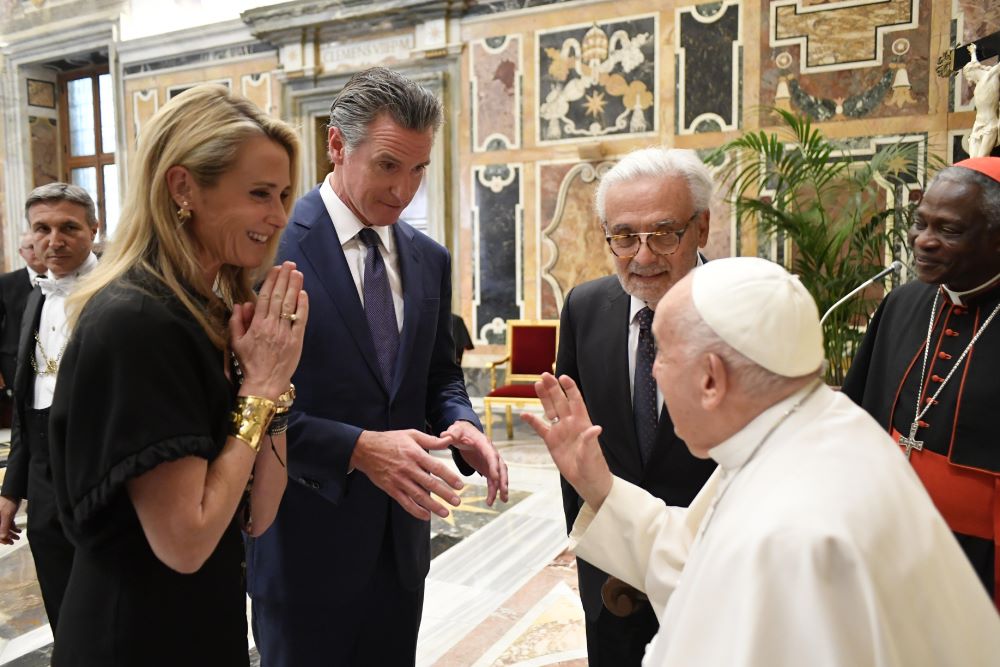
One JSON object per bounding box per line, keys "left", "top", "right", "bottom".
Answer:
{"left": 482, "top": 319, "right": 559, "bottom": 440}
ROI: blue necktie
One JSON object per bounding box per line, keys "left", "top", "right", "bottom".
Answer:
{"left": 358, "top": 228, "right": 399, "bottom": 387}
{"left": 633, "top": 307, "right": 658, "bottom": 465}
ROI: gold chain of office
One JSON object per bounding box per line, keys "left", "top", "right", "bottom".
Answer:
{"left": 31, "top": 330, "right": 66, "bottom": 376}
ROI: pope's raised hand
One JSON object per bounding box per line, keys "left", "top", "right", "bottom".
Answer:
{"left": 522, "top": 373, "right": 612, "bottom": 510}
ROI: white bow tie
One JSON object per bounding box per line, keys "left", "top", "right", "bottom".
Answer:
{"left": 37, "top": 277, "right": 75, "bottom": 298}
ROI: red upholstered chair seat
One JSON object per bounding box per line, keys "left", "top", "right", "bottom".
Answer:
{"left": 487, "top": 384, "right": 538, "bottom": 398}
{"left": 483, "top": 319, "right": 560, "bottom": 439}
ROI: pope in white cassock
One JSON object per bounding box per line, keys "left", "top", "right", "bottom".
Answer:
{"left": 524, "top": 257, "right": 1000, "bottom": 666}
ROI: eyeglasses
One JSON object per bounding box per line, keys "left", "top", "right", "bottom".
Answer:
{"left": 604, "top": 212, "right": 702, "bottom": 258}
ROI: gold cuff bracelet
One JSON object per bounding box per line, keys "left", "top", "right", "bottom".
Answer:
{"left": 230, "top": 395, "right": 277, "bottom": 453}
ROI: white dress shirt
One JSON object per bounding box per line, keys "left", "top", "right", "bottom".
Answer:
{"left": 33, "top": 252, "right": 98, "bottom": 409}
{"left": 319, "top": 177, "right": 403, "bottom": 332}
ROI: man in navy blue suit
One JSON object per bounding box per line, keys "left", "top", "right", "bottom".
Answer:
{"left": 247, "top": 67, "right": 508, "bottom": 666}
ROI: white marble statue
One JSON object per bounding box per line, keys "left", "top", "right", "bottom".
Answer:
{"left": 963, "top": 43, "right": 1000, "bottom": 158}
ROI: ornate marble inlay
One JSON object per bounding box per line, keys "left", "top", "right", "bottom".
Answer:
{"left": 536, "top": 15, "right": 657, "bottom": 144}
{"left": 537, "top": 160, "right": 616, "bottom": 318}
{"left": 771, "top": 0, "right": 918, "bottom": 72}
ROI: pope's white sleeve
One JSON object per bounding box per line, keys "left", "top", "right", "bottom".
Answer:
{"left": 569, "top": 472, "right": 719, "bottom": 617}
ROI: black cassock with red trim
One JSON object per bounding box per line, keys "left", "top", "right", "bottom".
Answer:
{"left": 844, "top": 279, "right": 1000, "bottom": 608}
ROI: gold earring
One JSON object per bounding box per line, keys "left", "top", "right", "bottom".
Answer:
{"left": 177, "top": 201, "right": 191, "bottom": 225}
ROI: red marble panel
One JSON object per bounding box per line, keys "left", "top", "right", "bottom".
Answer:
{"left": 471, "top": 35, "right": 521, "bottom": 152}
{"left": 537, "top": 160, "right": 617, "bottom": 318}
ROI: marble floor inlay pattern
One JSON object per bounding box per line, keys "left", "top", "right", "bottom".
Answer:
{"left": 0, "top": 418, "right": 588, "bottom": 666}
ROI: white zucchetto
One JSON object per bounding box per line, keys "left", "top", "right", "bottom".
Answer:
{"left": 690, "top": 257, "right": 824, "bottom": 377}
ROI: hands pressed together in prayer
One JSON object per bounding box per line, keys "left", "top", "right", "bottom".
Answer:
{"left": 522, "top": 373, "right": 613, "bottom": 511}
{"left": 352, "top": 422, "right": 509, "bottom": 521}
{"left": 230, "top": 261, "right": 308, "bottom": 401}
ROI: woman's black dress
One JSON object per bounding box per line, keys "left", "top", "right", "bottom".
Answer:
{"left": 48, "top": 274, "right": 248, "bottom": 666}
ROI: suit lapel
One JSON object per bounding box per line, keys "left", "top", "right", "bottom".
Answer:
{"left": 391, "top": 222, "right": 423, "bottom": 399}
{"left": 295, "top": 197, "right": 386, "bottom": 391}
{"left": 15, "top": 288, "right": 43, "bottom": 400}
{"left": 602, "top": 283, "right": 645, "bottom": 474}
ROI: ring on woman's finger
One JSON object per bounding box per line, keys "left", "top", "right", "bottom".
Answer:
{"left": 280, "top": 312, "right": 298, "bottom": 322}
{"left": 550, "top": 416, "right": 560, "bottom": 424}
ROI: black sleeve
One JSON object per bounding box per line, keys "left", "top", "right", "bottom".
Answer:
{"left": 555, "top": 287, "right": 582, "bottom": 534}
{"left": 1, "top": 402, "right": 27, "bottom": 500}
{"left": 50, "top": 290, "right": 226, "bottom": 528}
{"left": 841, "top": 295, "right": 889, "bottom": 404}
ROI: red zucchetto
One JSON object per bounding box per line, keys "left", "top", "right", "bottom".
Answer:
{"left": 955, "top": 157, "right": 1000, "bottom": 183}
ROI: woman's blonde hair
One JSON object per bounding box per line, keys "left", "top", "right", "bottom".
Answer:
{"left": 67, "top": 84, "right": 300, "bottom": 348}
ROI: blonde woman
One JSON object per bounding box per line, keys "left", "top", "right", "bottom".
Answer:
{"left": 47, "top": 84, "right": 306, "bottom": 666}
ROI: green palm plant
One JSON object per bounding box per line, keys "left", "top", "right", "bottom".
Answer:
{"left": 707, "top": 108, "right": 923, "bottom": 384}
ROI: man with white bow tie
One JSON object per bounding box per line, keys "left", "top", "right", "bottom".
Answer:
{"left": 0, "top": 183, "right": 98, "bottom": 629}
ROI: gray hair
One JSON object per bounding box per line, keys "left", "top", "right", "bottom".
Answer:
{"left": 328, "top": 67, "right": 442, "bottom": 153}
{"left": 671, "top": 296, "right": 820, "bottom": 396}
{"left": 25, "top": 182, "right": 98, "bottom": 229}
{"left": 596, "top": 147, "right": 714, "bottom": 222}
{"left": 930, "top": 165, "right": 1000, "bottom": 233}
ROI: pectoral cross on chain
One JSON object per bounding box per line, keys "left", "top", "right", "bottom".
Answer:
{"left": 899, "top": 422, "right": 924, "bottom": 460}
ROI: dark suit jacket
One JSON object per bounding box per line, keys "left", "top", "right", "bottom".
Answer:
{"left": 1, "top": 287, "right": 44, "bottom": 501}
{"left": 556, "top": 275, "right": 717, "bottom": 620}
{"left": 247, "top": 187, "right": 480, "bottom": 609}
{"left": 0, "top": 268, "right": 33, "bottom": 388}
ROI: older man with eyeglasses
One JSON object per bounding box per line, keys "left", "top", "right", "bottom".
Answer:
{"left": 555, "top": 147, "right": 718, "bottom": 665}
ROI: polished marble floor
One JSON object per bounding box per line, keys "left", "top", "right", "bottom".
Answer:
{"left": 0, "top": 412, "right": 590, "bottom": 666}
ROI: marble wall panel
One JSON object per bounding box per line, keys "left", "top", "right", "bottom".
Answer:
{"left": 241, "top": 72, "right": 273, "bottom": 115}
{"left": 676, "top": 0, "right": 742, "bottom": 135}
{"left": 473, "top": 164, "right": 524, "bottom": 344}
{"left": 536, "top": 15, "right": 657, "bottom": 144}
{"left": 29, "top": 116, "right": 58, "bottom": 187}
{"left": 537, "top": 160, "right": 616, "bottom": 319}
{"left": 471, "top": 35, "right": 522, "bottom": 152}
{"left": 122, "top": 55, "right": 278, "bottom": 156}
{"left": 131, "top": 89, "right": 158, "bottom": 144}
{"left": 762, "top": 0, "right": 931, "bottom": 122}
{"left": 950, "top": 1, "right": 1000, "bottom": 112}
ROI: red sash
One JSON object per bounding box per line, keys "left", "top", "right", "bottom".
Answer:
{"left": 892, "top": 428, "right": 1000, "bottom": 609}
